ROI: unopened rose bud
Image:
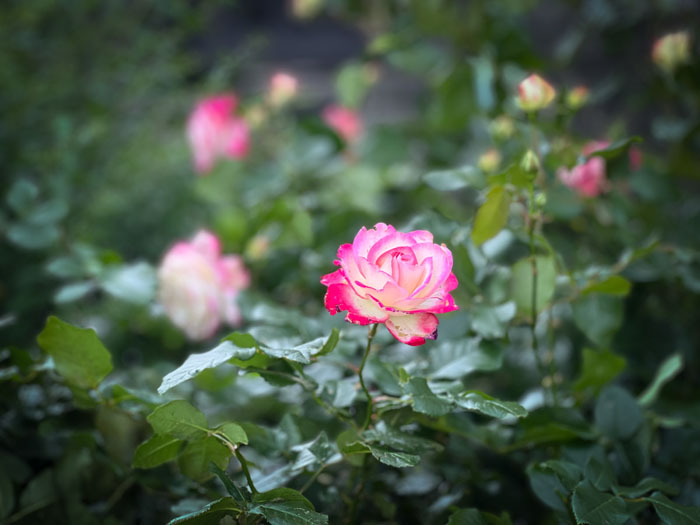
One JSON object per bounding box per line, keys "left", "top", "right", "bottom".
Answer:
{"left": 489, "top": 115, "right": 515, "bottom": 140}
{"left": 267, "top": 72, "right": 299, "bottom": 108}
{"left": 520, "top": 149, "right": 540, "bottom": 174}
{"left": 535, "top": 192, "right": 547, "bottom": 208}
{"left": 478, "top": 149, "right": 501, "bottom": 173}
{"left": 652, "top": 31, "right": 691, "bottom": 72}
{"left": 566, "top": 86, "right": 589, "bottom": 110}
{"left": 246, "top": 105, "right": 267, "bottom": 128}
{"left": 517, "top": 74, "right": 556, "bottom": 112}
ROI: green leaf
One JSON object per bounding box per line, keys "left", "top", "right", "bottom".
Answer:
{"left": 429, "top": 339, "right": 503, "bottom": 380}
{"left": 574, "top": 348, "right": 626, "bottom": 394}
{"left": 146, "top": 400, "right": 209, "bottom": 440}
{"left": 511, "top": 256, "right": 557, "bottom": 316}
{"left": 335, "top": 62, "right": 371, "bottom": 108}
{"left": 638, "top": 353, "right": 683, "bottom": 406}
{"left": 526, "top": 463, "right": 569, "bottom": 512}
{"left": 581, "top": 275, "right": 631, "bottom": 297}
{"left": 584, "top": 455, "right": 616, "bottom": 492}
{"left": 363, "top": 421, "right": 443, "bottom": 455}
{"left": 167, "top": 497, "right": 241, "bottom": 525}
{"left": 470, "top": 302, "right": 516, "bottom": 339}
{"left": 250, "top": 488, "right": 328, "bottom": 525}
{"left": 447, "top": 508, "right": 488, "bottom": 525}
{"left": 594, "top": 386, "right": 644, "bottom": 441}
{"left": 6, "top": 178, "right": 39, "bottom": 213}
{"left": 454, "top": 391, "right": 527, "bottom": 419}
{"left": 403, "top": 377, "right": 451, "bottom": 416}
{"left": 99, "top": 262, "right": 156, "bottom": 304}
{"left": 158, "top": 341, "right": 257, "bottom": 394}
{"left": 367, "top": 446, "right": 420, "bottom": 468}
{"left": 316, "top": 328, "right": 340, "bottom": 356}
{"left": 572, "top": 294, "right": 623, "bottom": 347}
{"left": 7, "top": 222, "right": 60, "bottom": 249}
{"left": 646, "top": 492, "right": 700, "bottom": 524}
{"left": 585, "top": 136, "right": 642, "bottom": 161}
{"left": 132, "top": 434, "right": 183, "bottom": 469}
{"left": 615, "top": 478, "right": 679, "bottom": 498}
{"left": 537, "top": 460, "right": 583, "bottom": 492}
{"left": 177, "top": 436, "right": 231, "bottom": 482}
{"left": 216, "top": 423, "right": 248, "bottom": 445}
{"left": 471, "top": 185, "right": 511, "bottom": 246}
{"left": 571, "top": 480, "right": 629, "bottom": 525}
{"left": 423, "top": 166, "right": 484, "bottom": 191}
{"left": 54, "top": 281, "right": 97, "bottom": 304}
{"left": 210, "top": 464, "right": 248, "bottom": 504}
{"left": 37, "top": 316, "right": 113, "bottom": 389}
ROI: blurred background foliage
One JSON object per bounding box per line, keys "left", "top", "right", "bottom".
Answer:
{"left": 1, "top": 0, "right": 699, "bottom": 523}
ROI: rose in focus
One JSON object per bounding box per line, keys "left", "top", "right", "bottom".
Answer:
{"left": 186, "top": 94, "right": 250, "bottom": 174}
{"left": 158, "top": 230, "right": 250, "bottom": 341}
{"left": 321, "top": 223, "right": 458, "bottom": 346}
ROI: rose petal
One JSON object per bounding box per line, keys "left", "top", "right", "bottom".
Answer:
{"left": 324, "top": 283, "right": 389, "bottom": 325}
{"left": 385, "top": 313, "right": 439, "bottom": 346}
{"left": 352, "top": 223, "right": 395, "bottom": 258}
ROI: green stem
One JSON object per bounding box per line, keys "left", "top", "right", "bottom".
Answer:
{"left": 529, "top": 185, "right": 548, "bottom": 396}
{"left": 547, "top": 306, "right": 559, "bottom": 405}
{"left": 300, "top": 464, "right": 326, "bottom": 494}
{"left": 359, "top": 324, "right": 378, "bottom": 430}
{"left": 235, "top": 448, "right": 258, "bottom": 494}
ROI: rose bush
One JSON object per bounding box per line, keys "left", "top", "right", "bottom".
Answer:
{"left": 321, "top": 223, "right": 458, "bottom": 345}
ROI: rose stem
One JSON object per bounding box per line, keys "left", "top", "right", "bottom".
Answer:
{"left": 359, "top": 323, "right": 378, "bottom": 430}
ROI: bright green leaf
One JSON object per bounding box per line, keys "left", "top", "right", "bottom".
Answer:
{"left": 147, "top": 400, "right": 208, "bottom": 440}
{"left": 582, "top": 275, "right": 631, "bottom": 297}
{"left": 177, "top": 436, "right": 230, "bottom": 482}
{"left": 37, "top": 316, "right": 113, "bottom": 389}
{"left": 216, "top": 423, "right": 248, "bottom": 445}
{"left": 454, "top": 391, "right": 527, "bottom": 419}
{"left": 472, "top": 185, "right": 511, "bottom": 246}
{"left": 158, "top": 341, "right": 256, "bottom": 395}
{"left": 574, "top": 348, "right": 626, "bottom": 394}
{"left": 316, "top": 328, "right": 340, "bottom": 356}
{"left": 132, "top": 434, "right": 183, "bottom": 469}
{"left": 638, "top": 353, "right": 683, "bottom": 406}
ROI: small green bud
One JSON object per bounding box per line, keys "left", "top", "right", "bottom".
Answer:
{"left": 520, "top": 149, "right": 540, "bottom": 174}
{"left": 535, "top": 192, "right": 547, "bottom": 208}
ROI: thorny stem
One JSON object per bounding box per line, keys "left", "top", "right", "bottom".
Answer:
{"left": 235, "top": 448, "right": 258, "bottom": 494}
{"left": 359, "top": 324, "right": 378, "bottom": 430}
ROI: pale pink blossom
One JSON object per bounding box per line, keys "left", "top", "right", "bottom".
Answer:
{"left": 517, "top": 74, "right": 556, "bottom": 112}
{"left": 267, "top": 72, "right": 299, "bottom": 107}
{"left": 558, "top": 157, "right": 606, "bottom": 198}
{"left": 322, "top": 105, "right": 362, "bottom": 144}
{"left": 158, "top": 230, "right": 250, "bottom": 340}
{"left": 321, "top": 223, "right": 458, "bottom": 346}
{"left": 186, "top": 95, "right": 250, "bottom": 174}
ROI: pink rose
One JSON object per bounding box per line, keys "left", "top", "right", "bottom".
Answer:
{"left": 558, "top": 157, "right": 606, "bottom": 198}
{"left": 321, "top": 223, "right": 458, "bottom": 346}
{"left": 186, "top": 95, "right": 250, "bottom": 174}
{"left": 267, "top": 72, "right": 299, "bottom": 107}
{"left": 158, "top": 230, "right": 250, "bottom": 340}
{"left": 517, "top": 74, "right": 556, "bottom": 112}
{"left": 322, "top": 104, "right": 362, "bottom": 144}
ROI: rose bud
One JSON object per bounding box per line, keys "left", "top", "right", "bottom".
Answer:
{"left": 267, "top": 72, "right": 299, "bottom": 108}
{"left": 478, "top": 149, "right": 501, "bottom": 173}
{"left": 652, "top": 31, "right": 691, "bottom": 72}
{"left": 321, "top": 223, "right": 458, "bottom": 346}
{"left": 517, "top": 74, "right": 556, "bottom": 112}
{"left": 566, "top": 86, "right": 590, "bottom": 110}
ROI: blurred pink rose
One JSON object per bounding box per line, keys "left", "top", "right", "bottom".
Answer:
{"left": 517, "top": 74, "right": 556, "bottom": 112}
{"left": 267, "top": 72, "right": 299, "bottom": 107}
{"left": 321, "top": 223, "right": 458, "bottom": 346}
{"left": 558, "top": 157, "right": 606, "bottom": 198}
{"left": 158, "top": 230, "right": 250, "bottom": 340}
{"left": 186, "top": 95, "right": 250, "bottom": 174}
{"left": 322, "top": 105, "right": 362, "bottom": 144}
